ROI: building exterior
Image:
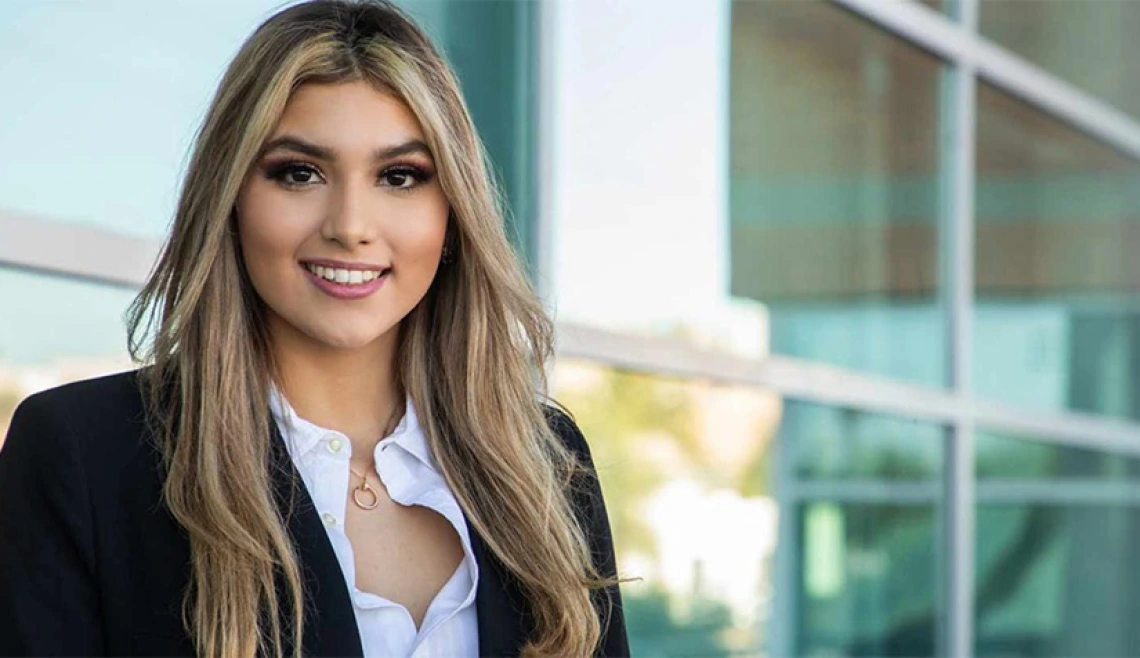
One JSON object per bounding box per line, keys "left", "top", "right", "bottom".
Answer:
{"left": 3, "top": 1, "right": 1140, "bottom": 656}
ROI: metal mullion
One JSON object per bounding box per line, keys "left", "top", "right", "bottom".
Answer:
{"left": 792, "top": 480, "right": 941, "bottom": 505}
{"left": 974, "top": 479, "right": 1140, "bottom": 506}
{"left": 793, "top": 478, "right": 1140, "bottom": 507}
{"left": 935, "top": 0, "right": 978, "bottom": 654}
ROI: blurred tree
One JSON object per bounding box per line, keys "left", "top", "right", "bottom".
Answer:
{"left": 554, "top": 362, "right": 763, "bottom": 655}
{"left": 556, "top": 365, "right": 698, "bottom": 557}
{"left": 0, "top": 386, "right": 22, "bottom": 449}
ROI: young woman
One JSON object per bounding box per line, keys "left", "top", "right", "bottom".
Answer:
{"left": 0, "top": 1, "right": 627, "bottom": 656}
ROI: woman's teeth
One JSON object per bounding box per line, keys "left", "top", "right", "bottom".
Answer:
{"left": 303, "top": 263, "right": 386, "bottom": 285}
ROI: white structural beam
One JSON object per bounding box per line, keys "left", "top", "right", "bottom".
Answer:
{"left": 0, "top": 210, "right": 158, "bottom": 288}
{"left": 556, "top": 322, "right": 1140, "bottom": 459}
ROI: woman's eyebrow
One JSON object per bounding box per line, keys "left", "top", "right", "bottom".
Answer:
{"left": 261, "top": 135, "right": 433, "bottom": 161}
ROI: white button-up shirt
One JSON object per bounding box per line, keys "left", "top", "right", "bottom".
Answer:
{"left": 269, "top": 386, "right": 480, "bottom": 657}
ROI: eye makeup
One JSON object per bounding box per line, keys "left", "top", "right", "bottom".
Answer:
{"left": 260, "top": 159, "right": 436, "bottom": 192}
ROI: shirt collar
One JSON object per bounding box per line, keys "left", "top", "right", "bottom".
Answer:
{"left": 268, "top": 383, "right": 437, "bottom": 472}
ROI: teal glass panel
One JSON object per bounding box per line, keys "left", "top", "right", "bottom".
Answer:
{"left": 975, "top": 431, "right": 1140, "bottom": 655}
{"left": 731, "top": 0, "right": 947, "bottom": 386}
{"left": 974, "top": 82, "right": 1140, "bottom": 419}
{"left": 781, "top": 402, "right": 944, "bottom": 656}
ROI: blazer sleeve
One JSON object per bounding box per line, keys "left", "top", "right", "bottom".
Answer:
{"left": 0, "top": 392, "right": 105, "bottom": 656}
{"left": 546, "top": 406, "right": 631, "bottom": 658}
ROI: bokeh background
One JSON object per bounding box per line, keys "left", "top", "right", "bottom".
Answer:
{"left": 4, "top": 0, "right": 1140, "bottom": 656}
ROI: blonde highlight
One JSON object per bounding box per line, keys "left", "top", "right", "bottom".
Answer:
{"left": 127, "top": 2, "right": 613, "bottom": 656}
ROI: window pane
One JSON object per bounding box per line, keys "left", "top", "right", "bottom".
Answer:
{"left": 552, "top": 360, "right": 778, "bottom": 656}
{"left": 980, "top": 0, "right": 1140, "bottom": 118}
{"left": 782, "top": 402, "right": 943, "bottom": 656}
{"left": 974, "top": 83, "right": 1140, "bottom": 419}
{"left": 975, "top": 432, "right": 1140, "bottom": 656}
{"left": 0, "top": 268, "right": 136, "bottom": 447}
{"left": 977, "top": 430, "right": 1140, "bottom": 481}
{"left": 730, "top": 1, "right": 946, "bottom": 386}
{"left": 792, "top": 405, "right": 943, "bottom": 481}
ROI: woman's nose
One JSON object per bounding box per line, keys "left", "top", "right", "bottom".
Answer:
{"left": 320, "top": 178, "right": 379, "bottom": 247}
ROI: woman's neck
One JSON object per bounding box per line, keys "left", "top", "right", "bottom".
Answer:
{"left": 269, "top": 324, "right": 403, "bottom": 456}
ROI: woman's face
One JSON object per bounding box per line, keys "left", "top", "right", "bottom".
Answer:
{"left": 236, "top": 81, "right": 449, "bottom": 354}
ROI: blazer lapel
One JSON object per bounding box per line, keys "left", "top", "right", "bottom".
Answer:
{"left": 468, "top": 515, "right": 530, "bottom": 657}
{"left": 268, "top": 422, "right": 364, "bottom": 658}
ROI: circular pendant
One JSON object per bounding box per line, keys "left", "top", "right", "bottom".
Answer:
{"left": 352, "top": 482, "right": 380, "bottom": 510}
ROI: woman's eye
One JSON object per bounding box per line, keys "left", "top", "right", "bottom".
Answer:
{"left": 264, "top": 162, "right": 429, "bottom": 190}
{"left": 286, "top": 168, "right": 315, "bottom": 185}
{"left": 384, "top": 171, "right": 410, "bottom": 188}
{"left": 382, "top": 166, "right": 430, "bottom": 190}
{"left": 266, "top": 163, "right": 323, "bottom": 187}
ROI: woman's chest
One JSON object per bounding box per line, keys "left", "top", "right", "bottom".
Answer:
{"left": 342, "top": 483, "right": 466, "bottom": 628}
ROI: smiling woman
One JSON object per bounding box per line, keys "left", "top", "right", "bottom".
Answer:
{"left": 0, "top": 2, "right": 627, "bottom": 658}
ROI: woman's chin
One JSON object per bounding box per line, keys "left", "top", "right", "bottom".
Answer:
{"left": 306, "top": 326, "right": 395, "bottom": 352}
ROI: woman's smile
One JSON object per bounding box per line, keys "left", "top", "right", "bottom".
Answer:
{"left": 300, "top": 261, "right": 392, "bottom": 300}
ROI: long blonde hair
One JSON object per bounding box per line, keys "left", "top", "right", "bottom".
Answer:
{"left": 127, "top": 2, "right": 608, "bottom": 655}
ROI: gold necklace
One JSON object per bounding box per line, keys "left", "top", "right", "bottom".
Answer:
{"left": 349, "top": 465, "right": 380, "bottom": 510}
{"left": 347, "top": 401, "right": 403, "bottom": 511}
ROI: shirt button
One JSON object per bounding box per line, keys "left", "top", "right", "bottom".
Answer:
{"left": 326, "top": 437, "right": 343, "bottom": 454}
{"left": 321, "top": 512, "right": 336, "bottom": 527}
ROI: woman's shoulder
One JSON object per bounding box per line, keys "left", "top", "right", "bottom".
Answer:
{"left": 12, "top": 368, "right": 148, "bottom": 430}
{"left": 15, "top": 367, "right": 146, "bottom": 413}
{"left": 5, "top": 368, "right": 154, "bottom": 469}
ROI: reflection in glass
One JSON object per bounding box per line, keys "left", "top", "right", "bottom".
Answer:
{"left": 0, "top": 268, "right": 136, "bottom": 445}
{"left": 792, "top": 405, "right": 942, "bottom": 481}
{"left": 977, "top": 431, "right": 1140, "bottom": 480}
{"left": 797, "top": 503, "right": 938, "bottom": 657}
{"left": 552, "top": 359, "right": 779, "bottom": 656}
{"left": 980, "top": 0, "right": 1140, "bottom": 118}
{"left": 730, "top": 0, "right": 946, "bottom": 386}
{"left": 974, "top": 83, "right": 1140, "bottom": 418}
{"left": 975, "top": 432, "right": 1140, "bottom": 656}
{"left": 779, "top": 402, "right": 943, "bottom": 656}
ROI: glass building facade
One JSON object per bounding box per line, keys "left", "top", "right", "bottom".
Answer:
{"left": 4, "top": 1, "right": 1140, "bottom": 656}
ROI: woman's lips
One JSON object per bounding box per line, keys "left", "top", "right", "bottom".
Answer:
{"left": 301, "top": 263, "right": 389, "bottom": 300}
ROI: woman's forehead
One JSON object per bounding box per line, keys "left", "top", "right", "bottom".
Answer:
{"left": 269, "top": 80, "right": 428, "bottom": 157}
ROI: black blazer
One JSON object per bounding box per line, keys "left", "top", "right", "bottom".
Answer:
{"left": 0, "top": 369, "right": 628, "bottom": 657}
